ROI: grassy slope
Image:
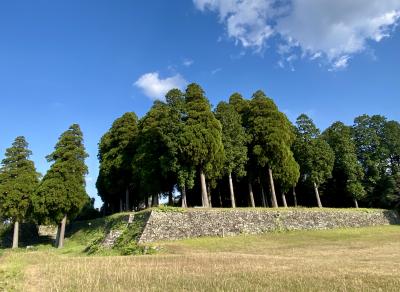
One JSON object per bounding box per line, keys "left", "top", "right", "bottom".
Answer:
{"left": 1, "top": 225, "right": 400, "bottom": 291}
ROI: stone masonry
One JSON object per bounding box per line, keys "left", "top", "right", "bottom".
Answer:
{"left": 138, "top": 208, "right": 400, "bottom": 243}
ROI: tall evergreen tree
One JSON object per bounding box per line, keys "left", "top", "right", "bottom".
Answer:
{"left": 352, "top": 115, "right": 390, "bottom": 206}
{"left": 323, "top": 122, "right": 365, "bottom": 207}
{"left": 33, "top": 124, "right": 89, "bottom": 248}
{"left": 215, "top": 101, "right": 248, "bottom": 207}
{"left": 353, "top": 115, "right": 400, "bottom": 207}
{"left": 165, "top": 89, "right": 196, "bottom": 207}
{"left": 274, "top": 154, "right": 300, "bottom": 207}
{"left": 383, "top": 120, "right": 400, "bottom": 175}
{"left": 0, "top": 136, "right": 39, "bottom": 248}
{"left": 293, "top": 114, "right": 334, "bottom": 207}
{"left": 181, "top": 83, "right": 224, "bottom": 207}
{"left": 97, "top": 112, "right": 139, "bottom": 212}
{"left": 352, "top": 115, "right": 386, "bottom": 192}
{"left": 229, "top": 93, "right": 256, "bottom": 207}
{"left": 247, "top": 90, "right": 294, "bottom": 207}
{"left": 135, "top": 101, "right": 176, "bottom": 207}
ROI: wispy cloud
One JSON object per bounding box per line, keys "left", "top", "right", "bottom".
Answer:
{"left": 183, "top": 58, "right": 194, "bottom": 67}
{"left": 194, "top": 0, "right": 400, "bottom": 69}
{"left": 134, "top": 72, "right": 187, "bottom": 101}
{"left": 211, "top": 68, "right": 222, "bottom": 75}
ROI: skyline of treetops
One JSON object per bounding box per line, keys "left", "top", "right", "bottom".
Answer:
{"left": 1, "top": 82, "right": 399, "bottom": 248}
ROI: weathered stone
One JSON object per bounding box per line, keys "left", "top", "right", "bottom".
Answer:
{"left": 137, "top": 209, "right": 400, "bottom": 243}
{"left": 38, "top": 225, "right": 57, "bottom": 239}
{"left": 102, "top": 230, "right": 123, "bottom": 248}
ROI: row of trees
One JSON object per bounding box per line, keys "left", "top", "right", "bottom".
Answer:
{"left": 1, "top": 83, "right": 399, "bottom": 248}
{"left": 97, "top": 83, "right": 400, "bottom": 213}
{"left": 0, "top": 125, "right": 90, "bottom": 249}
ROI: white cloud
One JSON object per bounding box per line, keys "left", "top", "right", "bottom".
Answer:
{"left": 211, "top": 67, "right": 222, "bottom": 75}
{"left": 134, "top": 72, "right": 187, "bottom": 100}
{"left": 330, "top": 55, "right": 351, "bottom": 71}
{"left": 183, "top": 59, "right": 194, "bottom": 66}
{"left": 277, "top": 0, "right": 400, "bottom": 68}
{"left": 194, "top": 0, "right": 278, "bottom": 50}
{"left": 194, "top": 0, "right": 400, "bottom": 68}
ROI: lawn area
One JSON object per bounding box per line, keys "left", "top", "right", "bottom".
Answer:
{"left": 1, "top": 225, "right": 400, "bottom": 291}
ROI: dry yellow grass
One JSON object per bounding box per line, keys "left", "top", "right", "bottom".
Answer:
{"left": 1, "top": 225, "right": 400, "bottom": 291}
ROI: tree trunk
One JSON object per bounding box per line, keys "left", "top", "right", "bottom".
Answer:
{"left": 228, "top": 173, "right": 236, "bottom": 208}
{"left": 12, "top": 220, "right": 19, "bottom": 249}
{"left": 57, "top": 215, "right": 67, "bottom": 249}
{"left": 248, "top": 181, "right": 255, "bottom": 207}
{"left": 151, "top": 194, "right": 159, "bottom": 207}
{"left": 313, "top": 182, "right": 323, "bottom": 208}
{"left": 354, "top": 198, "right": 359, "bottom": 208}
{"left": 200, "top": 169, "right": 209, "bottom": 207}
{"left": 293, "top": 186, "right": 298, "bottom": 207}
{"left": 181, "top": 185, "right": 187, "bottom": 208}
{"left": 282, "top": 193, "right": 288, "bottom": 207}
{"left": 268, "top": 168, "right": 278, "bottom": 207}
{"left": 260, "top": 185, "right": 266, "bottom": 207}
{"left": 207, "top": 183, "right": 212, "bottom": 207}
{"left": 119, "top": 198, "right": 123, "bottom": 212}
{"left": 261, "top": 185, "right": 269, "bottom": 208}
{"left": 125, "top": 188, "right": 130, "bottom": 211}
{"left": 168, "top": 191, "right": 174, "bottom": 206}
{"left": 260, "top": 183, "right": 269, "bottom": 207}
{"left": 55, "top": 223, "right": 61, "bottom": 247}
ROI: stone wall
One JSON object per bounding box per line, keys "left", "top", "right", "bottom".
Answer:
{"left": 38, "top": 225, "right": 58, "bottom": 239}
{"left": 138, "top": 208, "right": 400, "bottom": 243}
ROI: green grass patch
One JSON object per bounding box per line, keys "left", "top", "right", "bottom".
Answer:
{"left": 1, "top": 225, "right": 399, "bottom": 291}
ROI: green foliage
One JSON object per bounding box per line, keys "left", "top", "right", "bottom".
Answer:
{"left": 383, "top": 120, "right": 400, "bottom": 174}
{"left": 153, "top": 205, "right": 187, "bottom": 213}
{"left": 352, "top": 115, "right": 387, "bottom": 191}
{"left": 215, "top": 101, "right": 248, "bottom": 178}
{"left": 0, "top": 136, "right": 40, "bottom": 221}
{"left": 91, "top": 83, "right": 398, "bottom": 210}
{"left": 97, "top": 112, "right": 139, "bottom": 210}
{"left": 248, "top": 90, "right": 294, "bottom": 172}
{"left": 181, "top": 83, "right": 225, "bottom": 178}
{"left": 294, "top": 114, "right": 320, "bottom": 141}
{"left": 352, "top": 115, "right": 399, "bottom": 207}
{"left": 135, "top": 102, "right": 175, "bottom": 198}
{"left": 33, "top": 124, "right": 89, "bottom": 223}
{"left": 74, "top": 198, "right": 101, "bottom": 221}
{"left": 165, "top": 89, "right": 196, "bottom": 191}
{"left": 293, "top": 114, "right": 334, "bottom": 186}
{"left": 323, "top": 122, "right": 366, "bottom": 201}
{"left": 274, "top": 154, "right": 300, "bottom": 193}
{"left": 229, "top": 92, "right": 250, "bottom": 128}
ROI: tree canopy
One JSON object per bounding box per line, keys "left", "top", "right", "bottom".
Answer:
{"left": 293, "top": 114, "right": 334, "bottom": 207}
{"left": 323, "top": 122, "right": 365, "bottom": 207}
{"left": 96, "top": 112, "right": 139, "bottom": 212}
{"left": 180, "top": 83, "right": 224, "bottom": 207}
{"left": 91, "top": 87, "right": 399, "bottom": 211}
{"left": 247, "top": 90, "right": 295, "bottom": 207}
{"left": 33, "top": 124, "right": 89, "bottom": 224}
{"left": 0, "top": 136, "right": 40, "bottom": 248}
{"left": 0, "top": 136, "right": 40, "bottom": 222}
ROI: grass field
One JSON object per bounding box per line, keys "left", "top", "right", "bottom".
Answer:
{"left": 1, "top": 225, "right": 400, "bottom": 291}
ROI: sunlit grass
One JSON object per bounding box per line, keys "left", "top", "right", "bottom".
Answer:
{"left": 1, "top": 225, "right": 399, "bottom": 291}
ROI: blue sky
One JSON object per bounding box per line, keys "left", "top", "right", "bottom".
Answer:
{"left": 1, "top": 0, "right": 399, "bottom": 208}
